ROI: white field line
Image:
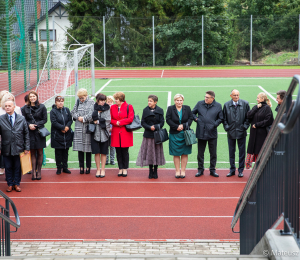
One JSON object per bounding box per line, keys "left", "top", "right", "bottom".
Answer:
{"left": 168, "top": 91, "right": 172, "bottom": 107}
{"left": 161, "top": 70, "right": 164, "bottom": 78}
{"left": 46, "top": 139, "right": 51, "bottom": 147}
{"left": 95, "top": 79, "right": 113, "bottom": 96}
{"left": 258, "top": 86, "right": 277, "bottom": 102}
{"left": 106, "top": 85, "right": 258, "bottom": 88}
{"left": 3, "top": 181, "right": 246, "bottom": 184}
{"left": 13, "top": 215, "right": 233, "bottom": 218}
{"left": 9, "top": 197, "right": 239, "bottom": 199}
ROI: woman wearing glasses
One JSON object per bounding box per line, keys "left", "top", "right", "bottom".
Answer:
{"left": 71, "top": 88, "right": 95, "bottom": 174}
{"left": 50, "top": 96, "right": 73, "bottom": 175}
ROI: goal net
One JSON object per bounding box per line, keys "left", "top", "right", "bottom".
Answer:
{"left": 35, "top": 44, "right": 95, "bottom": 110}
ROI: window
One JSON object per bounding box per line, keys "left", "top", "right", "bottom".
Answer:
{"left": 39, "top": 29, "right": 56, "bottom": 41}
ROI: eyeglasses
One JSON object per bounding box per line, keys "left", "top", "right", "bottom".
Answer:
{"left": 55, "top": 96, "right": 64, "bottom": 102}
{"left": 204, "top": 96, "right": 213, "bottom": 99}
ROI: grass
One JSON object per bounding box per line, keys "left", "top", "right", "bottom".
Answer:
{"left": 262, "top": 52, "right": 299, "bottom": 65}
{"left": 42, "top": 77, "right": 293, "bottom": 171}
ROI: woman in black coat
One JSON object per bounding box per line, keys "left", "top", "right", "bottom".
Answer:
{"left": 136, "top": 95, "right": 166, "bottom": 179}
{"left": 50, "top": 96, "right": 73, "bottom": 175}
{"left": 22, "top": 91, "right": 48, "bottom": 180}
{"left": 166, "top": 94, "right": 193, "bottom": 178}
{"left": 246, "top": 92, "right": 274, "bottom": 169}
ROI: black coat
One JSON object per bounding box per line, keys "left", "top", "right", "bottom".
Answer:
{"left": 22, "top": 103, "right": 48, "bottom": 149}
{"left": 50, "top": 105, "right": 73, "bottom": 149}
{"left": 166, "top": 105, "right": 193, "bottom": 134}
{"left": 247, "top": 102, "right": 274, "bottom": 154}
{"left": 141, "top": 106, "right": 164, "bottom": 138}
{"left": 223, "top": 99, "right": 250, "bottom": 139}
{"left": 0, "top": 113, "right": 30, "bottom": 156}
{"left": 192, "top": 100, "right": 223, "bottom": 140}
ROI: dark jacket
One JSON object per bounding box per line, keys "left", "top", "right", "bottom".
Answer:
{"left": 223, "top": 99, "right": 250, "bottom": 139}
{"left": 275, "top": 104, "right": 280, "bottom": 112}
{"left": 141, "top": 106, "right": 164, "bottom": 138}
{"left": 0, "top": 113, "right": 30, "bottom": 156}
{"left": 22, "top": 103, "right": 48, "bottom": 149}
{"left": 247, "top": 102, "right": 274, "bottom": 155}
{"left": 192, "top": 100, "right": 223, "bottom": 140}
{"left": 166, "top": 105, "right": 193, "bottom": 134}
{"left": 50, "top": 105, "right": 73, "bottom": 149}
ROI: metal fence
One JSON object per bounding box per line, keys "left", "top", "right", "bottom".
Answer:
{"left": 231, "top": 75, "right": 300, "bottom": 254}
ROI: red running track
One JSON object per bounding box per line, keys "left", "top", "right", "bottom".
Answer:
{"left": 0, "top": 168, "right": 249, "bottom": 241}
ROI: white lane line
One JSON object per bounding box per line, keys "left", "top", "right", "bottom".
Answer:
{"left": 44, "top": 160, "right": 238, "bottom": 164}
{"left": 258, "top": 85, "right": 277, "bottom": 102}
{"left": 106, "top": 85, "right": 258, "bottom": 88}
{"left": 11, "top": 238, "right": 239, "bottom": 241}
{"left": 8, "top": 197, "right": 240, "bottom": 199}
{"left": 14, "top": 215, "right": 232, "bottom": 218}
{"left": 161, "top": 70, "right": 164, "bottom": 78}
{"left": 95, "top": 79, "right": 113, "bottom": 96}
{"left": 4, "top": 182, "right": 246, "bottom": 184}
{"left": 168, "top": 91, "right": 172, "bottom": 107}
{"left": 102, "top": 91, "right": 170, "bottom": 93}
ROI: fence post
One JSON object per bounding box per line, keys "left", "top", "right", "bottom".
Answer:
{"left": 5, "top": 0, "right": 12, "bottom": 92}
{"left": 45, "top": 0, "right": 50, "bottom": 80}
{"left": 34, "top": 0, "right": 39, "bottom": 83}
{"left": 202, "top": 15, "right": 204, "bottom": 66}
{"left": 103, "top": 16, "right": 106, "bottom": 67}
{"left": 74, "top": 50, "right": 78, "bottom": 103}
{"left": 52, "top": 15, "right": 55, "bottom": 51}
{"left": 5, "top": 200, "right": 10, "bottom": 256}
{"left": 250, "top": 15, "right": 253, "bottom": 65}
{"left": 298, "top": 14, "right": 300, "bottom": 65}
{"left": 91, "top": 44, "right": 95, "bottom": 96}
{"left": 21, "top": 0, "right": 27, "bottom": 91}
{"left": 153, "top": 16, "right": 155, "bottom": 67}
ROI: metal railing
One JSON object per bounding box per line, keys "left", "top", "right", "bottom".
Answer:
{"left": 231, "top": 75, "right": 300, "bottom": 254}
{"left": 0, "top": 190, "right": 20, "bottom": 256}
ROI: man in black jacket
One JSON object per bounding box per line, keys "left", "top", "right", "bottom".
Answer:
{"left": 223, "top": 89, "right": 250, "bottom": 177}
{"left": 192, "top": 91, "right": 223, "bottom": 177}
{"left": 275, "top": 90, "right": 286, "bottom": 112}
{"left": 0, "top": 100, "right": 30, "bottom": 192}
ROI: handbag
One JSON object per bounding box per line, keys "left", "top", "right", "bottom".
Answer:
{"left": 154, "top": 125, "right": 169, "bottom": 144}
{"left": 86, "top": 123, "right": 95, "bottom": 134}
{"left": 30, "top": 108, "right": 50, "bottom": 137}
{"left": 184, "top": 122, "right": 197, "bottom": 146}
{"left": 125, "top": 104, "right": 142, "bottom": 132}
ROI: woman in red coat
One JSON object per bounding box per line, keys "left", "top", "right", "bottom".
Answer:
{"left": 111, "top": 92, "right": 134, "bottom": 177}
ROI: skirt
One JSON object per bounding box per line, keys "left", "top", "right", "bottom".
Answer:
{"left": 136, "top": 137, "right": 166, "bottom": 167}
{"left": 169, "top": 132, "right": 192, "bottom": 156}
{"left": 91, "top": 139, "right": 109, "bottom": 155}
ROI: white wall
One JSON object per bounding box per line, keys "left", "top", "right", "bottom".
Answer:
{"left": 33, "top": 7, "right": 70, "bottom": 50}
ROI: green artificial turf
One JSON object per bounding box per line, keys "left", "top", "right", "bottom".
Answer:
{"left": 43, "top": 77, "right": 293, "bottom": 170}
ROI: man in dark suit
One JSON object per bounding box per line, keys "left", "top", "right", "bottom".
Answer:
{"left": 223, "top": 89, "right": 250, "bottom": 177}
{"left": 192, "top": 91, "right": 223, "bottom": 177}
{"left": 0, "top": 100, "right": 30, "bottom": 192}
{"left": 275, "top": 90, "right": 286, "bottom": 112}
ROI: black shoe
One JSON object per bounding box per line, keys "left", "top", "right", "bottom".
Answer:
{"left": 63, "top": 168, "right": 71, "bottom": 174}
{"left": 210, "top": 171, "right": 219, "bottom": 177}
{"left": 31, "top": 177, "right": 36, "bottom": 180}
{"left": 56, "top": 168, "right": 62, "bottom": 175}
{"left": 118, "top": 173, "right": 122, "bottom": 177}
{"left": 181, "top": 175, "right": 185, "bottom": 179}
{"left": 36, "top": 177, "right": 42, "bottom": 180}
{"left": 148, "top": 167, "right": 153, "bottom": 179}
{"left": 105, "top": 161, "right": 109, "bottom": 165}
{"left": 86, "top": 168, "right": 90, "bottom": 174}
{"left": 110, "top": 161, "right": 115, "bottom": 165}
{"left": 227, "top": 171, "right": 235, "bottom": 177}
{"left": 195, "top": 171, "right": 204, "bottom": 177}
{"left": 80, "top": 168, "right": 84, "bottom": 174}
{"left": 153, "top": 167, "right": 158, "bottom": 179}
{"left": 238, "top": 172, "right": 244, "bottom": 177}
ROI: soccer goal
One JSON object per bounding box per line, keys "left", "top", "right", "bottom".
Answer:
{"left": 35, "top": 44, "right": 95, "bottom": 110}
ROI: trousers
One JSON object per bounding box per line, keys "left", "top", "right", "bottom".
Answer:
{"left": 78, "top": 151, "right": 91, "bottom": 168}
{"left": 55, "top": 148, "right": 69, "bottom": 169}
{"left": 228, "top": 137, "right": 246, "bottom": 173}
{"left": 115, "top": 147, "right": 129, "bottom": 169}
{"left": 3, "top": 155, "right": 21, "bottom": 186}
{"left": 197, "top": 138, "right": 217, "bottom": 171}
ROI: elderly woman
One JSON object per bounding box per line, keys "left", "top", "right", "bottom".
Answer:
{"left": 110, "top": 92, "right": 134, "bottom": 177}
{"left": 22, "top": 91, "right": 47, "bottom": 180}
{"left": 88, "top": 93, "right": 111, "bottom": 178}
{"left": 166, "top": 94, "right": 193, "bottom": 178}
{"left": 71, "top": 88, "right": 95, "bottom": 174}
{"left": 246, "top": 92, "right": 274, "bottom": 169}
{"left": 50, "top": 96, "right": 73, "bottom": 175}
{"left": 136, "top": 95, "right": 166, "bottom": 179}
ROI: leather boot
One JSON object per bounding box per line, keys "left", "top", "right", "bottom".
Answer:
{"left": 153, "top": 166, "right": 158, "bottom": 179}
{"left": 148, "top": 165, "right": 153, "bottom": 179}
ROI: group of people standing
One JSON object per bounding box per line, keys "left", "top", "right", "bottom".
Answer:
{"left": 0, "top": 87, "right": 286, "bottom": 192}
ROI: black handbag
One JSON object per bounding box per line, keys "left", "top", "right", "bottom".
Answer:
{"left": 154, "top": 125, "right": 169, "bottom": 144}
{"left": 125, "top": 104, "right": 142, "bottom": 132}
{"left": 183, "top": 122, "right": 197, "bottom": 145}
{"left": 30, "top": 108, "right": 50, "bottom": 137}
{"left": 86, "top": 123, "right": 95, "bottom": 134}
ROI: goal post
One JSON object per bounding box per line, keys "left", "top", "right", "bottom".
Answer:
{"left": 35, "top": 44, "right": 95, "bottom": 110}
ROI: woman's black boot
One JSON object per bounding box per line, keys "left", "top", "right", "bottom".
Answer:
{"left": 153, "top": 165, "right": 158, "bottom": 179}
{"left": 148, "top": 165, "right": 153, "bottom": 179}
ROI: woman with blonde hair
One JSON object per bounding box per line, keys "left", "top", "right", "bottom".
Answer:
{"left": 1, "top": 93, "right": 22, "bottom": 115}
{"left": 245, "top": 92, "right": 274, "bottom": 169}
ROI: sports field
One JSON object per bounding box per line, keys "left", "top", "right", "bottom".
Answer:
{"left": 43, "top": 76, "right": 293, "bottom": 170}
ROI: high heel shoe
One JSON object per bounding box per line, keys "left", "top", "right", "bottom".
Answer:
{"left": 181, "top": 172, "right": 185, "bottom": 179}
{"left": 96, "top": 170, "right": 101, "bottom": 178}
{"left": 175, "top": 172, "right": 180, "bottom": 179}
{"left": 118, "top": 170, "right": 123, "bottom": 177}
{"left": 86, "top": 168, "right": 90, "bottom": 174}
{"left": 100, "top": 170, "right": 105, "bottom": 178}
{"left": 122, "top": 170, "right": 128, "bottom": 177}
{"left": 80, "top": 168, "right": 84, "bottom": 174}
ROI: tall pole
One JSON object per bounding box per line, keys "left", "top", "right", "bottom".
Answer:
{"left": 46, "top": 0, "right": 50, "bottom": 80}
{"left": 202, "top": 15, "right": 204, "bottom": 66}
{"left": 250, "top": 15, "right": 253, "bottom": 65}
{"left": 21, "top": 0, "right": 27, "bottom": 91}
{"left": 152, "top": 16, "right": 155, "bottom": 67}
{"left": 35, "top": 0, "right": 39, "bottom": 82}
{"left": 5, "top": 0, "right": 12, "bottom": 92}
{"left": 52, "top": 15, "right": 55, "bottom": 51}
{"left": 103, "top": 16, "right": 106, "bottom": 67}
{"left": 74, "top": 50, "right": 79, "bottom": 103}
{"left": 298, "top": 14, "right": 300, "bottom": 65}
{"left": 91, "top": 44, "right": 95, "bottom": 96}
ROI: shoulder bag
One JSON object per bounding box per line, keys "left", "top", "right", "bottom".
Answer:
{"left": 73, "top": 99, "right": 80, "bottom": 121}
{"left": 86, "top": 123, "right": 95, "bottom": 134}
{"left": 154, "top": 125, "right": 169, "bottom": 144}
{"left": 125, "top": 104, "right": 142, "bottom": 132}
{"left": 30, "top": 108, "right": 50, "bottom": 138}
{"left": 184, "top": 122, "right": 197, "bottom": 146}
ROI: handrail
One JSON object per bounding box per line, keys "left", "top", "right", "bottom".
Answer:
{"left": 231, "top": 75, "right": 300, "bottom": 229}
{"left": 0, "top": 190, "right": 20, "bottom": 229}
